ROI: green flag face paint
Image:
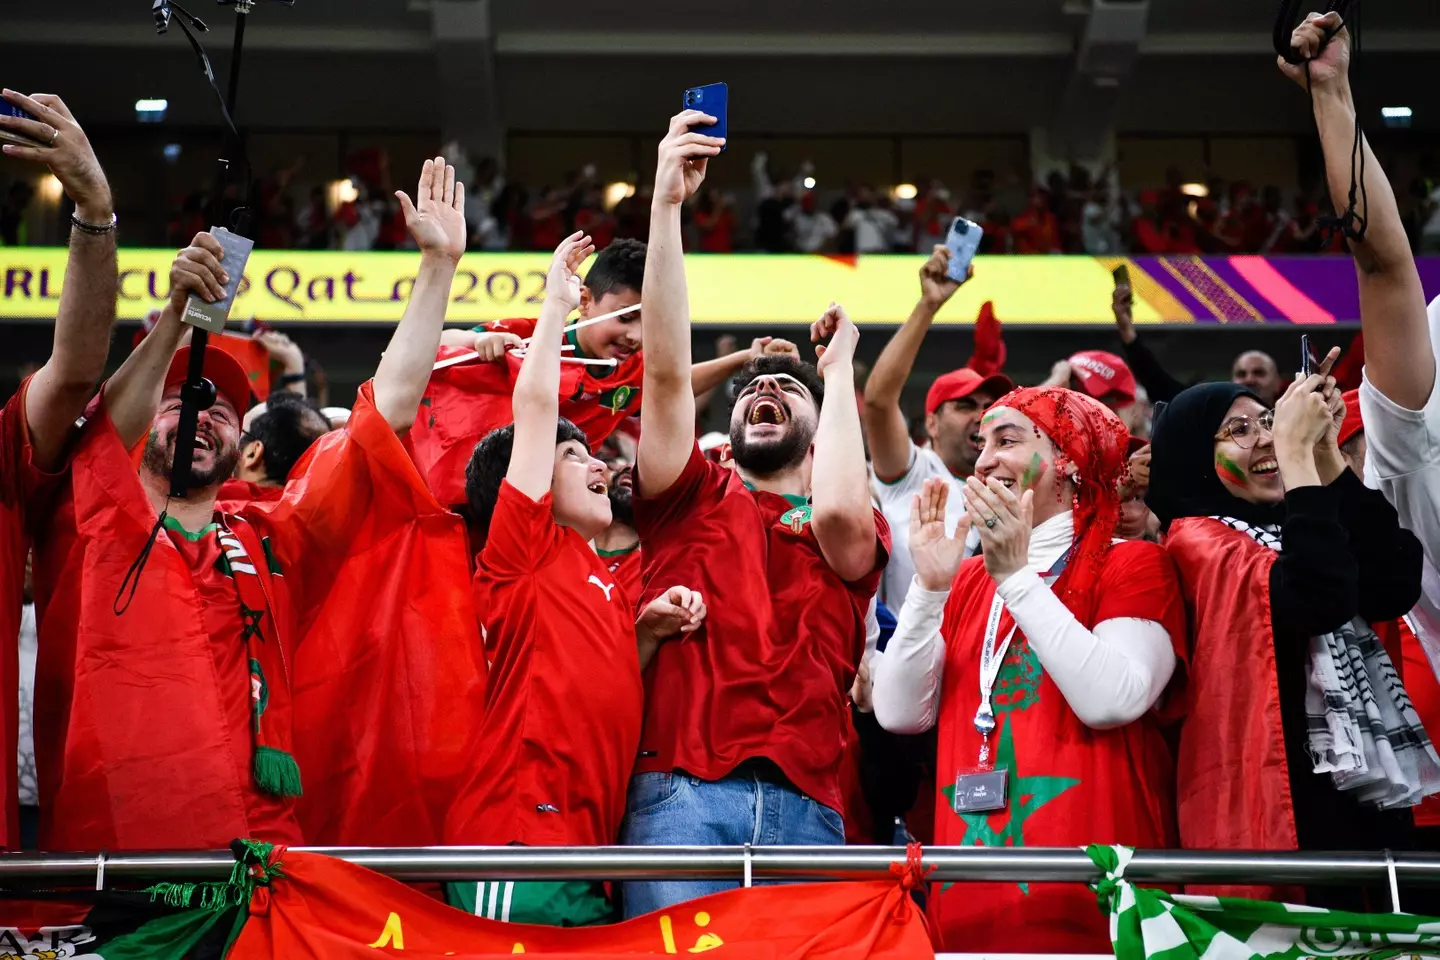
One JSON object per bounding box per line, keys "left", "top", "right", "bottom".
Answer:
{"left": 1021, "top": 452, "right": 1045, "bottom": 490}
{"left": 1214, "top": 451, "right": 1248, "bottom": 487}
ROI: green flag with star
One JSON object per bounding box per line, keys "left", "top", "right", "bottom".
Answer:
{"left": 1091, "top": 844, "right": 1440, "bottom": 960}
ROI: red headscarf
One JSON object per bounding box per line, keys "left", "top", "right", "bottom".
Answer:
{"left": 986, "top": 386, "right": 1130, "bottom": 624}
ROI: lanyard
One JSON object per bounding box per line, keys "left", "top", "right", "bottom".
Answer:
{"left": 973, "top": 547, "right": 1071, "bottom": 766}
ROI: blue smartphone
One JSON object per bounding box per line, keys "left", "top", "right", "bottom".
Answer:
{"left": 0, "top": 99, "right": 42, "bottom": 147}
{"left": 944, "top": 216, "right": 984, "bottom": 283}
{"left": 682, "top": 83, "right": 728, "bottom": 153}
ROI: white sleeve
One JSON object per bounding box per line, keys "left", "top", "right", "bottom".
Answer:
{"left": 871, "top": 579, "right": 948, "bottom": 735}
{"left": 995, "top": 569, "right": 1175, "bottom": 730}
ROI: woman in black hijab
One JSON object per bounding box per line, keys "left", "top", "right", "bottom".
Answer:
{"left": 1150, "top": 375, "right": 1428, "bottom": 910}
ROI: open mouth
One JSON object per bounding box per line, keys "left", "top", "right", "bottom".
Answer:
{"left": 587, "top": 481, "right": 608, "bottom": 495}
{"left": 748, "top": 397, "right": 788, "bottom": 426}
{"left": 193, "top": 435, "right": 213, "bottom": 452}
{"left": 617, "top": 471, "right": 633, "bottom": 491}
{"left": 1250, "top": 458, "right": 1279, "bottom": 477}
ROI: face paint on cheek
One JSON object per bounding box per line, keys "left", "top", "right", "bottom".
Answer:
{"left": 1021, "top": 452, "right": 1044, "bottom": 489}
{"left": 1215, "top": 451, "right": 1248, "bottom": 486}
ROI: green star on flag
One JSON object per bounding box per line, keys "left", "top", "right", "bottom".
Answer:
{"left": 940, "top": 716, "right": 1080, "bottom": 894}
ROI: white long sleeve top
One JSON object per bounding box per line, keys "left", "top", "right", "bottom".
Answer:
{"left": 871, "top": 511, "right": 1177, "bottom": 735}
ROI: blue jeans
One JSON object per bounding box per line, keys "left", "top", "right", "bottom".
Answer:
{"left": 618, "top": 766, "right": 845, "bottom": 920}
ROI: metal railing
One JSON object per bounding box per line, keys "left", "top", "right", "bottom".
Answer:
{"left": 2, "top": 846, "right": 1440, "bottom": 890}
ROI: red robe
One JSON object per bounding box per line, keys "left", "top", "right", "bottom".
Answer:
{"left": 410, "top": 320, "right": 644, "bottom": 507}
{"left": 930, "top": 541, "right": 1186, "bottom": 953}
{"left": 217, "top": 478, "right": 285, "bottom": 505}
{"left": 244, "top": 383, "right": 488, "bottom": 846}
{"left": 1165, "top": 516, "right": 1300, "bottom": 901}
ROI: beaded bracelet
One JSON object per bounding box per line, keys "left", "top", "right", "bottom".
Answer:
{"left": 70, "top": 212, "right": 118, "bottom": 235}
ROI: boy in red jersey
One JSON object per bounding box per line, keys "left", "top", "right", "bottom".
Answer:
{"left": 444, "top": 232, "right": 707, "bottom": 925}
{"left": 620, "top": 112, "right": 891, "bottom": 918}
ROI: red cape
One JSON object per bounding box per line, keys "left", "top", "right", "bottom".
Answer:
{"left": 1166, "top": 516, "right": 1300, "bottom": 901}
{"left": 0, "top": 380, "right": 37, "bottom": 849}
{"left": 245, "top": 382, "right": 489, "bottom": 846}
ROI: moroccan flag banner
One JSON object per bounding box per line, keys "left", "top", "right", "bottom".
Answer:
{"left": 228, "top": 844, "right": 934, "bottom": 958}
{"left": 1092, "top": 844, "right": 1440, "bottom": 960}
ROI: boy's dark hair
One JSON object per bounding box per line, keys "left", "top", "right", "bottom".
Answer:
{"left": 583, "top": 238, "right": 646, "bottom": 298}
{"left": 728, "top": 354, "right": 825, "bottom": 414}
{"left": 465, "top": 417, "right": 590, "bottom": 537}
{"left": 242, "top": 392, "right": 330, "bottom": 484}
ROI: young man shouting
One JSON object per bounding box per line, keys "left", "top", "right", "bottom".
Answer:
{"left": 621, "top": 111, "right": 890, "bottom": 918}
{"left": 445, "top": 231, "right": 706, "bottom": 926}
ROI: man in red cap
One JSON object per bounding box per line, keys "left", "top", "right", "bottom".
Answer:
{"left": 864, "top": 246, "right": 1012, "bottom": 608}
{"left": 23, "top": 155, "right": 477, "bottom": 852}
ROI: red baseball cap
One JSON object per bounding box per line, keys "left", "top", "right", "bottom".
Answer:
{"left": 925, "top": 368, "right": 1016, "bottom": 416}
{"left": 164, "top": 345, "right": 258, "bottom": 415}
{"left": 1338, "top": 388, "right": 1363, "bottom": 448}
{"left": 1068, "top": 350, "right": 1137, "bottom": 407}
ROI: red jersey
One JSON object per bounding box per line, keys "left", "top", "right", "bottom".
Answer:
{"left": 600, "top": 543, "right": 643, "bottom": 610}
{"left": 0, "top": 380, "right": 39, "bottom": 849}
{"left": 1397, "top": 617, "right": 1440, "bottom": 828}
{"left": 929, "top": 540, "right": 1186, "bottom": 953}
{"left": 217, "top": 478, "right": 285, "bottom": 505}
{"left": 446, "top": 481, "right": 642, "bottom": 846}
{"left": 410, "top": 319, "right": 643, "bottom": 507}
{"left": 633, "top": 445, "right": 890, "bottom": 813}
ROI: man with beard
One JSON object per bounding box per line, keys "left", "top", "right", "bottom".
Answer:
{"left": 595, "top": 459, "right": 643, "bottom": 602}
{"left": 0, "top": 90, "right": 118, "bottom": 850}
{"left": 864, "top": 246, "right": 1012, "bottom": 608}
{"left": 24, "top": 156, "right": 472, "bottom": 851}
{"left": 619, "top": 111, "right": 890, "bottom": 918}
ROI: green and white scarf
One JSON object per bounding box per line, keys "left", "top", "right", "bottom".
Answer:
{"left": 1091, "top": 844, "right": 1440, "bottom": 960}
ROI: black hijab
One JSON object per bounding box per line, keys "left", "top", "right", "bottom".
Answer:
{"left": 1146, "top": 381, "right": 1287, "bottom": 529}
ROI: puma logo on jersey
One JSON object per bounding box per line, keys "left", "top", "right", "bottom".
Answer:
{"left": 587, "top": 575, "right": 617, "bottom": 601}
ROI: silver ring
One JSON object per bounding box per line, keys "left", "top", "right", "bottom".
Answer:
{"left": 47, "top": 128, "right": 59, "bottom": 147}
{"left": 984, "top": 516, "right": 997, "bottom": 529}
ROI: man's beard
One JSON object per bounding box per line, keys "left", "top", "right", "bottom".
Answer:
{"left": 730, "top": 421, "right": 814, "bottom": 477}
{"left": 608, "top": 483, "right": 635, "bottom": 528}
{"left": 141, "top": 429, "right": 240, "bottom": 490}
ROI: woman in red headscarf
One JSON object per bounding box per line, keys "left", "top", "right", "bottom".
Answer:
{"left": 871, "top": 387, "right": 1187, "bottom": 953}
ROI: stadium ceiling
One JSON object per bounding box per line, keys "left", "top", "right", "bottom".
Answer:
{"left": 8, "top": 0, "right": 1440, "bottom": 56}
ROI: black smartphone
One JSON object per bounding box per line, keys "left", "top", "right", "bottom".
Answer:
{"left": 1301, "top": 334, "right": 1320, "bottom": 377}
{"left": 1112, "top": 264, "right": 1130, "bottom": 288}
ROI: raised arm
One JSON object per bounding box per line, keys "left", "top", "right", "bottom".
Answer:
{"left": 637, "top": 111, "right": 725, "bottom": 497}
{"left": 104, "top": 235, "right": 228, "bottom": 449}
{"left": 1, "top": 92, "right": 117, "bottom": 469}
{"left": 1280, "top": 14, "right": 1431, "bottom": 410}
{"left": 506, "top": 231, "right": 594, "bottom": 499}
{"left": 864, "top": 247, "right": 966, "bottom": 481}
{"left": 372, "top": 157, "right": 466, "bottom": 432}
{"left": 690, "top": 336, "right": 799, "bottom": 397}
{"left": 809, "top": 303, "right": 880, "bottom": 582}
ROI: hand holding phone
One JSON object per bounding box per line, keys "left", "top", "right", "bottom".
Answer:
{"left": 682, "top": 83, "right": 728, "bottom": 153}
{"left": 943, "top": 216, "right": 983, "bottom": 284}
{"left": 1300, "top": 334, "right": 1320, "bottom": 378}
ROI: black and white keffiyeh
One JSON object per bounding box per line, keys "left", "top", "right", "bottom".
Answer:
{"left": 1216, "top": 516, "right": 1440, "bottom": 809}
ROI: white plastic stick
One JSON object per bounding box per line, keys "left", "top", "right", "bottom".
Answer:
{"left": 513, "top": 351, "right": 618, "bottom": 367}
{"left": 521, "top": 301, "right": 641, "bottom": 344}
{"left": 430, "top": 343, "right": 575, "bottom": 371}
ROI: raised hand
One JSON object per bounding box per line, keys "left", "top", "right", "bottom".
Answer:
{"left": 920, "top": 245, "right": 965, "bottom": 309}
{"left": 1278, "top": 11, "right": 1349, "bottom": 90}
{"left": 1112, "top": 285, "right": 1136, "bottom": 344}
{"left": 966, "top": 475, "right": 1035, "bottom": 586}
{"left": 546, "top": 231, "right": 595, "bottom": 312}
{"left": 254, "top": 329, "right": 304, "bottom": 373}
{"left": 813, "top": 302, "right": 859, "bottom": 375}
{"left": 0, "top": 91, "right": 111, "bottom": 222}
{"left": 396, "top": 156, "right": 466, "bottom": 263}
{"left": 748, "top": 336, "right": 801, "bottom": 361}
{"left": 910, "top": 478, "right": 970, "bottom": 592}
{"left": 653, "top": 111, "right": 725, "bottom": 207}
{"left": 168, "top": 232, "right": 229, "bottom": 312}
{"left": 1273, "top": 374, "right": 1333, "bottom": 453}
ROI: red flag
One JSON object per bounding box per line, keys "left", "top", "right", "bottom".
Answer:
{"left": 246, "top": 382, "right": 489, "bottom": 846}
{"left": 411, "top": 323, "right": 644, "bottom": 508}
{"left": 230, "top": 848, "right": 934, "bottom": 958}
{"left": 967, "top": 300, "right": 1007, "bottom": 377}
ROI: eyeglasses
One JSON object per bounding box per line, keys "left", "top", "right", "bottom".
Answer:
{"left": 1215, "top": 411, "right": 1274, "bottom": 449}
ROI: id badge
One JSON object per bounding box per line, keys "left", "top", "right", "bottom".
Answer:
{"left": 952, "top": 767, "right": 1009, "bottom": 814}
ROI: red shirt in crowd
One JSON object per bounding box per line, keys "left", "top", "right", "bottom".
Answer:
{"left": 0, "top": 381, "right": 38, "bottom": 848}
{"left": 602, "top": 543, "right": 644, "bottom": 610}
{"left": 447, "top": 481, "right": 643, "bottom": 846}
{"left": 930, "top": 540, "right": 1186, "bottom": 953}
{"left": 696, "top": 206, "right": 737, "bottom": 253}
{"left": 1010, "top": 207, "right": 1061, "bottom": 254}
{"left": 633, "top": 445, "right": 890, "bottom": 813}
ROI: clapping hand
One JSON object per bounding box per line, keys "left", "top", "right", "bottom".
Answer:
{"left": 965, "top": 475, "right": 1035, "bottom": 586}
{"left": 909, "top": 478, "right": 971, "bottom": 592}
{"left": 396, "top": 156, "right": 466, "bottom": 263}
